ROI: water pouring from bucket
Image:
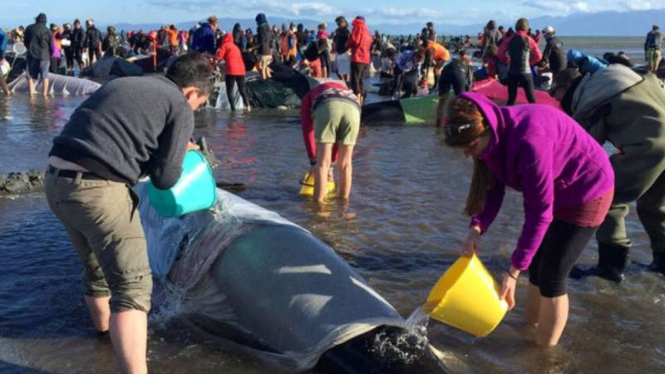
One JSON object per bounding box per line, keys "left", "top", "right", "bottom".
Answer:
{"left": 147, "top": 150, "right": 217, "bottom": 217}
{"left": 424, "top": 254, "right": 508, "bottom": 337}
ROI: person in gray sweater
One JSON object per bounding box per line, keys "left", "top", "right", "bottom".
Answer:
{"left": 45, "top": 52, "right": 213, "bottom": 374}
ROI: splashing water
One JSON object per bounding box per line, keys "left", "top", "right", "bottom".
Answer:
{"left": 371, "top": 305, "right": 433, "bottom": 365}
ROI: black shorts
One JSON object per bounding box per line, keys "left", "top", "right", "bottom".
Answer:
{"left": 529, "top": 219, "right": 597, "bottom": 298}
{"left": 350, "top": 62, "right": 368, "bottom": 96}
{"left": 439, "top": 70, "right": 467, "bottom": 96}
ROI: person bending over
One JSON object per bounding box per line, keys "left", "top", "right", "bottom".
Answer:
{"left": 444, "top": 93, "right": 614, "bottom": 346}
{"left": 301, "top": 82, "right": 361, "bottom": 203}
{"left": 45, "top": 53, "right": 213, "bottom": 374}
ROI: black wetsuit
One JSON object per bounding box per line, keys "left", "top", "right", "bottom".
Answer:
{"left": 439, "top": 59, "right": 471, "bottom": 96}
{"left": 507, "top": 35, "right": 536, "bottom": 105}
{"left": 542, "top": 36, "right": 567, "bottom": 74}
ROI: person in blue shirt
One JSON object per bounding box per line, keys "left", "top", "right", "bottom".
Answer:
{"left": 567, "top": 49, "right": 608, "bottom": 75}
{"left": 393, "top": 50, "right": 424, "bottom": 98}
{"left": 191, "top": 15, "right": 218, "bottom": 55}
{"left": 0, "top": 27, "right": 9, "bottom": 95}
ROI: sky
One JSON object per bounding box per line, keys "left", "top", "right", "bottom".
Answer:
{"left": 1, "top": 0, "right": 664, "bottom": 28}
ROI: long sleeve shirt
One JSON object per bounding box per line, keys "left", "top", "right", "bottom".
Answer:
{"left": 462, "top": 92, "right": 614, "bottom": 270}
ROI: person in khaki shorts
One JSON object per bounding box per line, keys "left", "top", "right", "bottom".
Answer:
{"left": 300, "top": 82, "right": 360, "bottom": 202}
{"left": 255, "top": 13, "right": 273, "bottom": 80}
{"left": 45, "top": 53, "right": 213, "bottom": 374}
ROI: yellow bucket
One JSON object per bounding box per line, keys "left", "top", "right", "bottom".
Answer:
{"left": 299, "top": 172, "right": 336, "bottom": 198}
{"left": 426, "top": 254, "right": 508, "bottom": 337}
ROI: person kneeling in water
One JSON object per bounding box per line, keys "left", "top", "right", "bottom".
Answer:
{"left": 444, "top": 93, "right": 614, "bottom": 346}
{"left": 301, "top": 82, "right": 361, "bottom": 203}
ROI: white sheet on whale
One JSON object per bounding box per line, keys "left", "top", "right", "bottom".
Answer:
{"left": 136, "top": 184, "right": 406, "bottom": 370}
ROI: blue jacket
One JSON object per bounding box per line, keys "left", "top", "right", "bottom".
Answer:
{"left": 0, "top": 28, "right": 7, "bottom": 59}
{"left": 191, "top": 23, "right": 216, "bottom": 54}
{"left": 567, "top": 49, "right": 608, "bottom": 75}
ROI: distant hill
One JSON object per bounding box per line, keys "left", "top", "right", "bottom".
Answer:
{"left": 5, "top": 9, "right": 662, "bottom": 37}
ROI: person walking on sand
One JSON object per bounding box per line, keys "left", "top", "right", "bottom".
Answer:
{"left": 301, "top": 82, "right": 361, "bottom": 203}
{"left": 444, "top": 93, "right": 614, "bottom": 347}
{"left": 45, "top": 53, "right": 213, "bottom": 374}
{"left": 24, "top": 13, "right": 53, "bottom": 97}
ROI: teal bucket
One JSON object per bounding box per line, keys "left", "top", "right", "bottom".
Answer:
{"left": 147, "top": 150, "right": 217, "bottom": 217}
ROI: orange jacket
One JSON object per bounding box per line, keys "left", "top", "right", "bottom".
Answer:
{"left": 428, "top": 41, "right": 450, "bottom": 62}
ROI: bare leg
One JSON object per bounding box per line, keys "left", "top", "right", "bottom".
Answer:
{"left": 525, "top": 284, "right": 540, "bottom": 326}
{"left": 337, "top": 144, "right": 354, "bottom": 200}
{"left": 28, "top": 78, "right": 36, "bottom": 97}
{"left": 0, "top": 77, "right": 9, "bottom": 95}
{"left": 85, "top": 295, "right": 111, "bottom": 332}
{"left": 536, "top": 294, "right": 569, "bottom": 347}
{"left": 110, "top": 310, "right": 148, "bottom": 374}
{"left": 42, "top": 78, "right": 50, "bottom": 97}
{"left": 313, "top": 143, "right": 333, "bottom": 203}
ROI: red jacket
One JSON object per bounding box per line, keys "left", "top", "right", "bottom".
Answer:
{"left": 347, "top": 18, "right": 372, "bottom": 64}
{"left": 300, "top": 82, "right": 350, "bottom": 162}
{"left": 497, "top": 30, "right": 542, "bottom": 67}
{"left": 215, "top": 33, "right": 245, "bottom": 76}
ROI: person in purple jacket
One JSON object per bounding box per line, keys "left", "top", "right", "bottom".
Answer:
{"left": 443, "top": 92, "right": 615, "bottom": 347}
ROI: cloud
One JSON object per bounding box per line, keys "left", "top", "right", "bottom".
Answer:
{"left": 520, "top": 1, "right": 590, "bottom": 14}
{"left": 146, "top": 0, "right": 442, "bottom": 22}
{"left": 522, "top": 0, "right": 665, "bottom": 15}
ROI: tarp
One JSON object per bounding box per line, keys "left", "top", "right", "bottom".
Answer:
{"left": 8, "top": 73, "right": 101, "bottom": 95}
{"left": 471, "top": 78, "right": 561, "bottom": 108}
{"left": 137, "top": 184, "right": 406, "bottom": 371}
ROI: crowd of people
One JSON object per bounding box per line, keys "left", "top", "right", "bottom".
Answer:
{"left": 2, "top": 10, "right": 664, "bottom": 374}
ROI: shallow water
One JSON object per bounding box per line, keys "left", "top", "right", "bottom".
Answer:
{"left": 1, "top": 88, "right": 664, "bottom": 374}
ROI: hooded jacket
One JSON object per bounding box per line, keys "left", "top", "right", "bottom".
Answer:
{"left": 256, "top": 13, "right": 273, "bottom": 56}
{"left": 569, "top": 64, "right": 665, "bottom": 203}
{"left": 462, "top": 92, "right": 614, "bottom": 270}
{"left": 191, "top": 23, "right": 217, "bottom": 54}
{"left": 25, "top": 18, "right": 53, "bottom": 61}
{"left": 216, "top": 33, "right": 245, "bottom": 76}
{"left": 0, "top": 28, "right": 7, "bottom": 59}
{"left": 347, "top": 18, "right": 372, "bottom": 64}
{"left": 567, "top": 49, "right": 607, "bottom": 75}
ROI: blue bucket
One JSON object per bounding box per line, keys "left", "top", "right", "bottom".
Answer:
{"left": 147, "top": 150, "right": 217, "bottom": 217}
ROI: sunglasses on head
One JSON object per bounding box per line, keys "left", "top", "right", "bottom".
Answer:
{"left": 445, "top": 123, "right": 472, "bottom": 137}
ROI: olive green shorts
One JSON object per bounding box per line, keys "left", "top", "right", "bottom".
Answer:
{"left": 45, "top": 170, "right": 152, "bottom": 313}
{"left": 312, "top": 99, "right": 360, "bottom": 146}
{"left": 647, "top": 48, "right": 662, "bottom": 71}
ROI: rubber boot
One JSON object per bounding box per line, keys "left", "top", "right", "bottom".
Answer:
{"left": 595, "top": 243, "right": 629, "bottom": 282}
{"left": 648, "top": 252, "right": 665, "bottom": 276}
{"left": 570, "top": 243, "right": 628, "bottom": 283}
